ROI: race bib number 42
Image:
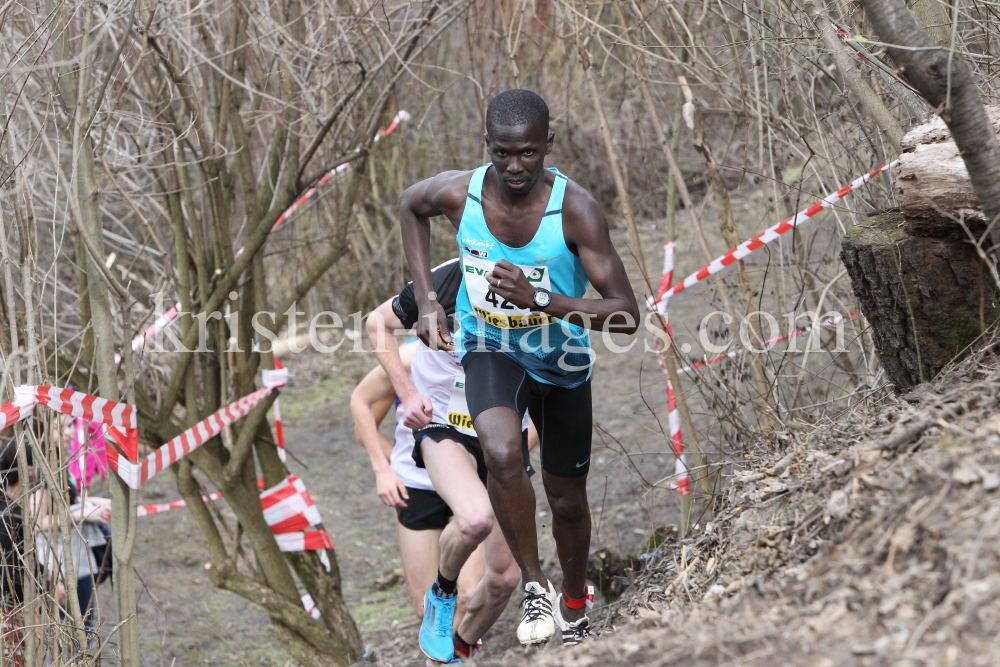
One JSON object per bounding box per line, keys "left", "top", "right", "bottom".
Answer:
{"left": 463, "top": 255, "right": 557, "bottom": 329}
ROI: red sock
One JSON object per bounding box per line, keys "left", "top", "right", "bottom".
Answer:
{"left": 562, "top": 583, "right": 586, "bottom": 610}
{"left": 453, "top": 633, "right": 476, "bottom": 658}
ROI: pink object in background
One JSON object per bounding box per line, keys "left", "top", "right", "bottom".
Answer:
{"left": 68, "top": 418, "right": 109, "bottom": 489}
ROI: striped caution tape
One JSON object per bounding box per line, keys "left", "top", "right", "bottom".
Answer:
{"left": 648, "top": 162, "right": 896, "bottom": 310}
{"left": 1, "top": 386, "right": 137, "bottom": 431}
{"left": 137, "top": 493, "right": 224, "bottom": 517}
{"left": 2, "top": 386, "right": 139, "bottom": 463}
{"left": 234, "top": 110, "right": 411, "bottom": 259}
{"left": 272, "top": 359, "right": 287, "bottom": 462}
{"left": 260, "top": 474, "right": 334, "bottom": 571}
{"left": 301, "top": 594, "right": 321, "bottom": 620}
{"left": 651, "top": 243, "right": 690, "bottom": 495}
{"left": 105, "top": 367, "right": 288, "bottom": 489}
{"left": 138, "top": 475, "right": 334, "bottom": 567}
{"left": 260, "top": 474, "right": 321, "bottom": 533}
{"left": 116, "top": 303, "right": 182, "bottom": 364}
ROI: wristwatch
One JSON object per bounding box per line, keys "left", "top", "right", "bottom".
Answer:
{"left": 532, "top": 288, "right": 552, "bottom": 309}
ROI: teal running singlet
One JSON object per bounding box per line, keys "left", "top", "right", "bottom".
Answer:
{"left": 454, "top": 165, "right": 592, "bottom": 388}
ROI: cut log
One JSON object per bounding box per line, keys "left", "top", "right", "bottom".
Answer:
{"left": 841, "top": 213, "right": 999, "bottom": 392}
{"left": 843, "top": 112, "right": 1000, "bottom": 392}
{"left": 895, "top": 107, "right": 1000, "bottom": 234}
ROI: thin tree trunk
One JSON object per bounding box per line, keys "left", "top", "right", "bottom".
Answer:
{"left": 910, "top": 0, "right": 955, "bottom": 48}
{"left": 860, "top": 0, "right": 1000, "bottom": 247}
{"left": 70, "top": 6, "right": 141, "bottom": 660}
{"left": 807, "top": 0, "right": 904, "bottom": 153}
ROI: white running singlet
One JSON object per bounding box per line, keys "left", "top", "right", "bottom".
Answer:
{"left": 411, "top": 343, "right": 530, "bottom": 435}
{"left": 391, "top": 401, "right": 434, "bottom": 490}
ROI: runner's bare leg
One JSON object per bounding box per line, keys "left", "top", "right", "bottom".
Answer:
{"left": 395, "top": 520, "right": 442, "bottom": 616}
{"left": 422, "top": 439, "right": 494, "bottom": 581}
{"left": 395, "top": 515, "right": 485, "bottom": 627}
{"left": 456, "top": 541, "right": 487, "bottom": 629}
{"left": 475, "top": 406, "right": 547, "bottom": 586}
{"left": 455, "top": 521, "right": 521, "bottom": 642}
{"left": 542, "top": 471, "right": 590, "bottom": 622}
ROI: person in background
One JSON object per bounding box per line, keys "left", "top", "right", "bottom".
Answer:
{"left": 366, "top": 260, "right": 538, "bottom": 664}
{"left": 351, "top": 339, "right": 487, "bottom": 636}
{"left": 1, "top": 438, "right": 64, "bottom": 666}
{"left": 3, "top": 435, "right": 109, "bottom": 635}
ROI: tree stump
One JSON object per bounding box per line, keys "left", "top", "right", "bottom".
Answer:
{"left": 841, "top": 213, "right": 998, "bottom": 391}
{"left": 841, "top": 110, "right": 1000, "bottom": 392}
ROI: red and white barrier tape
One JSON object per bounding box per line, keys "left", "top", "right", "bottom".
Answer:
{"left": 235, "top": 110, "right": 411, "bottom": 258}
{"left": 261, "top": 474, "right": 333, "bottom": 570}
{"left": 116, "top": 303, "right": 182, "bottom": 364}
{"left": 272, "top": 359, "right": 286, "bottom": 462}
{"left": 648, "top": 162, "right": 896, "bottom": 309}
{"left": 301, "top": 593, "right": 321, "bottom": 620}
{"left": 3, "top": 386, "right": 138, "bottom": 463}
{"left": 677, "top": 312, "right": 859, "bottom": 375}
{"left": 1, "top": 386, "right": 137, "bottom": 431}
{"left": 106, "top": 367, "right": 288, "bottom": 489}
{"left": 651, "top": 243, "right": 690, "bottom": 495}
{"left": 137, "top": 475, "right": 334, "bottom": 561}
{"left": 260, "top": 474, "right": 321, "bottom": 534}
{"left": 274, "top": 531, "right": 335, "bottom": 553}
{"left": 137, "top": 493, "right": 224, "bottom": 517}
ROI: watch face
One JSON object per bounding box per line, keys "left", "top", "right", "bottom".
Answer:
{"left": 534, "top": 289, "right": 551, "bottom": 307}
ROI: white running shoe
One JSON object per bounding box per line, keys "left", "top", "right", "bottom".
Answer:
{"left": 553, "top": 594, "right": 590, "bottom": 646}
{"left": 517, "top": 581, "right": 556, "bottom": 645}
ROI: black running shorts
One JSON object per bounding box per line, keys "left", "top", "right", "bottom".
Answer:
{"left": 462, "top": 351, "right": 592, "bottom": 477}
{"left": 412, "top": 425, "right": 535, "bottom": 485}
{"left": 395, "top": 487, "right": 452, "bottom": 531}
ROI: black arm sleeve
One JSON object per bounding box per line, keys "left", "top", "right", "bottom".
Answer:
{"left": 391, "top": 258, "right": 462, "bottom": 332}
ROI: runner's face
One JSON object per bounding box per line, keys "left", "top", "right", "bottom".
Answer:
{"left": 484, "top": 123, "right": 554, "bottom": 196}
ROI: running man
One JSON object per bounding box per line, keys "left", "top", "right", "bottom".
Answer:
{"left": 349, "top": 339, "right": 485, "bottom": 630}
{"left": 398, "top": 89, "right": 640, "bottom": 647}
{"left": 366, "top": 260, "right": 537, "bottom": 664}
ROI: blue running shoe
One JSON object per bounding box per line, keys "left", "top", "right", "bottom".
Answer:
{"left": 419, "top": 584, "right": 456, "bottom": 663}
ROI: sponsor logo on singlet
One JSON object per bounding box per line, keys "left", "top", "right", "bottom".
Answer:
{"left": 461, "top": 237, "right": 495, "bottom": 250}
{"left": 463, "top": 245, "right": 489, "bottom": 259}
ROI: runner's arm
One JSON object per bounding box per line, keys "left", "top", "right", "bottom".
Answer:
{"left": 398, "top": 172, "right": 468, "bottom": 348}
{"left": 486, "top": 186, "right": 640, "bottom": 333}
{"left": 350, "top": 345, "right": 418, "bottom": 508}
{"left": 367, "top": 299, "right": 434, "bottom": 429}
{"left": 367, "top": 299, "right": 419, "bottom": 401}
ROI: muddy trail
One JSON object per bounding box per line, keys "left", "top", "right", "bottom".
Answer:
{"left": 529, "top": 347, "right": 1000, "bottom": 667}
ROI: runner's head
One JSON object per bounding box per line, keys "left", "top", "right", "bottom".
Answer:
{"left": 484, "top": 90, "right": 554, "bottom": 197}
